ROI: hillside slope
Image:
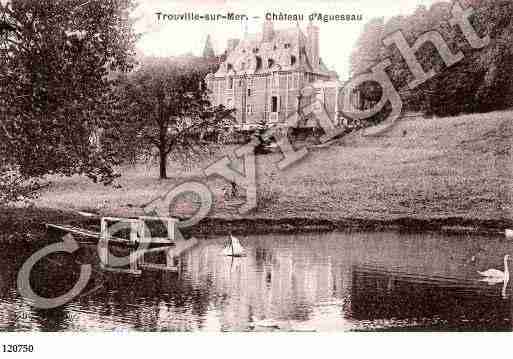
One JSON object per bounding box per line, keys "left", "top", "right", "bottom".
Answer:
{"left": 255, "top": 111, "right": 513, "bottom": 221}
{"left": 34, "top": 110, "right": 513, "bottom": 225}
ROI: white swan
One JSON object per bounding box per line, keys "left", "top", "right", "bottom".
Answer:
{"left": 478, "top": 254, "right": 510, "bottom": 285}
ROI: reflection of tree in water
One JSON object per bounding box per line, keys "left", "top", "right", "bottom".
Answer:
{"left": 32, "top": 307, "right": 69, "bottom": 332}
{"left": 180, "top": 238, "right": 343, "bottom": 330}
{"left": 349, "top": 266, "right": 513, "bottom": 331}
{"left": 15, "top": 244, "right": 214, "bottom": 331}
{"left": 89, "top": 271, "right": 213, "bottom": 331}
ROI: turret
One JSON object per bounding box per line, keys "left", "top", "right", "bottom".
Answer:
{"left": 306, "top": 21, "right": 319, "bottom": 70}
{"left": 203, "top": 34, "right": 215, "bottom": 58}
{"left": 262, "top": 19, "right": 274, "bottom": 42}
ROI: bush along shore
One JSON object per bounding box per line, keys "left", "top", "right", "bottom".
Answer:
{"left": 1, "top": 206, "right": 511, "bottom": 245}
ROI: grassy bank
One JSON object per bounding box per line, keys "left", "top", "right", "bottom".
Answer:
{"left": 7, "top": 109, "right": 511, "bottom": 238}
{"left": 0, "top": 207, "right": 95, "bottom": 243}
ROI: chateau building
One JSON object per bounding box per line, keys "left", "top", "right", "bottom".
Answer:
{"left": 205, "top": 20, "right": 349, "bottom": 129}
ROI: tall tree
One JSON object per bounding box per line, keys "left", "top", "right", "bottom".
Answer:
{"left": 0, "top": 0, "right": 137, "bottom": 193}
{"left": 113, "top": 56, "right": 233, "bottom": 179}
{"left": 350, "top": 0, "right": 513, "bottom": 118}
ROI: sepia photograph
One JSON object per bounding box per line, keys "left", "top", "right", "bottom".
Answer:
{"left": 1, "top": 0, "right": 513, "bottom": 353}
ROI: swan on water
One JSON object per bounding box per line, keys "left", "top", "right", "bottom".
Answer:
{"left": 478, "top": 254, "right": 510, "bottom": 284}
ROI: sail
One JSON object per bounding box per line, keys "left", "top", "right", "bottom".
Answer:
{"left": 221, "top": 235, "right": 246, "bottom": 256}
{"left": 230, "top": 235, "right": 246, "bottom": 256}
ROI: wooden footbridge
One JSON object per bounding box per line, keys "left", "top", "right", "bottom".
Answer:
{"left": 46, "top": 216, "right": 199, "bottom": 275}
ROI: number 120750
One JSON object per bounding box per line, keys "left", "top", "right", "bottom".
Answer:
{"left": 2, "top": 344, "right": 34, "bottom": 353}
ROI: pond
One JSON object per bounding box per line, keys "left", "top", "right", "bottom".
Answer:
{"left": 1, "top": 230, "right": 513, "bottom": 331}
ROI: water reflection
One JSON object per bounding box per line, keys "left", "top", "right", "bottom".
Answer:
{"left": 1, "top": 231, "right": 513, "bottom": 331}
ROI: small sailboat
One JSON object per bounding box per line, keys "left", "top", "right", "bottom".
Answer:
{"left": 222, "top": 234, "right": 246, "bottom": 257}
{"left": 505, "top": 229, "right": 513, "bottom": 239}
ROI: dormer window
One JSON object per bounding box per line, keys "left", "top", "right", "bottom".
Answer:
{"left": 284, "top": 43, "right": 291, "bottom": 49}
{"left": 267, "top": 59, "right": 274, "bottom": 68}
{"left": 291, "top": 55, "right": 296, "bottom": 66}
{"left": 227, "top": 63, "right": 233, "bottom": 71}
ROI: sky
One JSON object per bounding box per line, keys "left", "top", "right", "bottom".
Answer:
{"left": 135, "top": 0, "right": 439, "bottom": 79}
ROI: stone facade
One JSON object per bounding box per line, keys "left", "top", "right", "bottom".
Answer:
{"left": 205, "top": 21, "right": 345, "bottom": 129}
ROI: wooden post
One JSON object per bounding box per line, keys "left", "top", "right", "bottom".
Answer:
{"left": 129, "top": 220, "right": 137, "bottom": 244}
{"left": 166, "top": 247, "right": 175, "bottom": 268}
{"left": 166, "top": 218, "right": 176, "bottom": 241}
{"left": 99, "top": 218, "right": 108, "bottom": 266}
{"left": 138, "top": 219, "right": 145, "bottom": 243}
{"left": 100, "top": 217, "right": 107, "bottom": 241}
{"left": 130, "top": 249, "right": 139, "bottom": 273}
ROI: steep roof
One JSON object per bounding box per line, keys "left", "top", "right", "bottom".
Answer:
{"left": 213, "top": 25, "right": 331, "bottom": 77}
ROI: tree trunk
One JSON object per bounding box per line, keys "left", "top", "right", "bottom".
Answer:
{"left": 159, "top": 150, "right": 167, "bottom": 179}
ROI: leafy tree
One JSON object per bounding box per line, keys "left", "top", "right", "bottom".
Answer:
{"left": 350, "top": 0, "right": 513, "bottom": 118}
{"left": 0, "top": 0, "right": 137, "bottom": 197}
{"left": 112, "top": 56, "right": 233, "bottom": 179}
{"left": 349, "top": 17, "right": 385, "bottom": 77}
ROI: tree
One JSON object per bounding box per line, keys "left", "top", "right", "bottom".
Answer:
{"left": 114, "top": 56, "right": 233, "bottom": 179}
{"left": 349, "top": 17, "right": 385, "bottom": 77}
{"left": 0, "top": 0, "right": 137, "bottom": 195}
{"left": 350, "top": 0, "right": 513, "bottom": 118}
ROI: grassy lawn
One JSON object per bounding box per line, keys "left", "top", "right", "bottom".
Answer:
{"left": 33, "top": 110, "right": 513, "bottom": 222}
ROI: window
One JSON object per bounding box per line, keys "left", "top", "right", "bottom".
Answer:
{"left": 247, "top": 88, "right": 251, "bottom": 97}
{"left": 267, "top": 59, "right": 274, "bottom": 68}
{"left": 246, "top": 104, "right": 252, "bottom": 114}
{"left": 290, "top": 55, "right": 296, "bottom": 66}
{"left": 253, "top": 48, "right": 259, "bottom": 53}
{"left": 228, "top": 77, "right": 233, "bottom": 89}
{"left": 284, "top": 43, "right": 291, "bottom": 49}
{"left": 226, "top": 98, "right": 233, "bottom": 108}
{"left": 227, "top": 63, "right": 233, "bottom": 71}
{"left": 271, "top": 96, "right": 278, "bottom": 113}
{"left": 256, "top": 56, "right": 262, "bottom": 70}
{"left": 273, "top": 74, "right": 279, "bottom": 88}
{"left": 240, "top": 62, "right": 246, "bottom": 70}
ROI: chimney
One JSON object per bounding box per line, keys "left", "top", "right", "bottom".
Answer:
{"left": 226, "top": 38, "right": 240, "bottom": 52}
{"left": 262, "top": 19, "right": 274, "bottom": 42}
{"left": 307, "top": 21, "right": 319, "bottom": 71}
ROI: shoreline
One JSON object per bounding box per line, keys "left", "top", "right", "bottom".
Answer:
{"left": 188, "top": 215, "right": 511, "bottom": 237}
{"left": 0, "top": 206, "right": 510, "bottom": 244}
